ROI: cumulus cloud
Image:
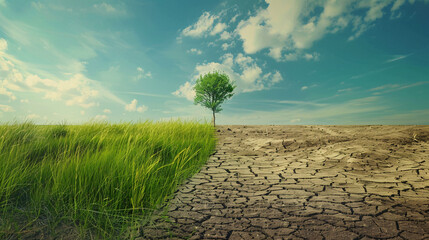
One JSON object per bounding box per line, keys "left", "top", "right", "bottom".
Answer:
{"left": 103, "top": 108, "right": 111, "bottom": 114}
{"left": 135, "top": 67, "right": 152, "bottom": 80}
{"left": 0, "top": 87, "right": 16, "bottom": 100}
{"left": 391, "top": 0, "right": 407, "bottom": 11}
{"left": 182, "top": 12, "right": 218, "bottom": 37}
{"left": 125, "top": 99, "right": 148, "bottom": 113}
{"left": 0, "top": 50, "right": 124, "bottom": 108}
{"left": 236, "top": 0, "right": 417, "bottom": 61}
{"left": 173, "top": 53, "right": 283, "bottom": 100}
{"left": 303, "top": 52, "right": 320, "bottom": 61}
{"left": 181, "top": 11, "right": 235, "bottom": 53}
{"left": 222, "top": 42, "right": 233, "bottom": 50}
{"left": 230, "top": 14, "right": 239, "bottom": 23}
{"left": 25, "top": 73, "right": 101, "bottom": 108}
{"left": 210, "top": 22, "right": 227, "bottom": 35}
{"left": 220, "top": 31, "right": 232, "bottom": 40}
{"left": 301, "top": 86, "right": 308, "bottom": 91}
{"left": 172, "top": 81, "right": 196, "bottom": 101}
{"left": 187, "top": 48, "right": 202, "bottom": 55}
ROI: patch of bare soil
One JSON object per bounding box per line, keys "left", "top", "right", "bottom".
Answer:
{"left": 141, "top": 125, "right": 429, "bottom": 240}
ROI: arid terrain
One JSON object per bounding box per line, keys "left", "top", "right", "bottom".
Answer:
{"left": 141, "top": 125, "right": 429, "bottom": 240}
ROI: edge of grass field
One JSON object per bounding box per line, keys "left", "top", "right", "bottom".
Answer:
{"left": 0, "top": 120, "right": 217, "bottom": 239}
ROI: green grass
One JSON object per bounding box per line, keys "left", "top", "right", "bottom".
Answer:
{"left": 0, "top": 120, "right": 216, "bottom": 239}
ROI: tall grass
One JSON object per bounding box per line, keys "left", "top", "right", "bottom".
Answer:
{"left": 0, "top": 120, "right": 216, "bottom": 239}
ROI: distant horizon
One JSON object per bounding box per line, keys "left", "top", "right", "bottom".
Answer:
{"left": 1, "top": 0, "right": 428, "bottom": 125}
{"left": 2, "top": 119, "right": 427, "bottom": 127}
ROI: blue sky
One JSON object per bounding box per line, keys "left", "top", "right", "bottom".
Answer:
{"left": 0, "top": 0, "right": 428, "bottom": 124}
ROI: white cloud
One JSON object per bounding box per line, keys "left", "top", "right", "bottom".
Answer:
{"left": 359, "top": 0, "right": 391, "bottom": 22}
{"left": 268, "top": 48, "right": 283, "bottom": 61}
{"left": 303, "top": 52, "right": 320, "bottom": 61}
{"left": 369, "top": 81, "right": 429, "bottom": 94}
{"left": 135, "top": 67, "right": 152, "bottom": 80}
{"left": 230, "top": 14, "right": 239, "bottom": 23}
{"left": 20, "top": 99, "right": 29, "bottom": 103}
{"left": 173, "top": 53, "right": 283, "bottom": 100}
{"left": 125, "top": 99, "right": 148, "bottom": 113}
{"left": 391, "top": 0, "right": 406, "bottom": 11}
{"left": 94, "top": 3, "right": 115, "bottom": 12}
{"left": 241, "top": 64, "right": 262, "bottom": 85}
{"left": 369, "top": 84, "right": 401, "bottom": 91}
{"left": 222, "top": 42, "right": 233, "bottom": 50}
{"left": 0, "top": 52, "right": 124, "bottom": 108}
{"left": 182, "top": 12, "right": 218, "bottom": 37}
{"left": 338, "top": 87, "right": 356, "bottom": 93}
{"left": 220, "top": 31, "right": 232, "bottom": 40}
{"left": 0, "top": 15, "right": 128, "bottom": 116}
{"left": 385, "top": 54, "right": 409, "bottom": 63}
{"left": 210, "top": 22, "right": 227, "bottom": 35}
{"left": 236, "top": 0, "right": 416, "bottom": 61}
{"left": 0, "top": 104, "right": 14, "bottom": 112}
{"left": 103, "top": 108, "right": 111, "bottom": 114}
{"left": 137, "top": 106, "right": 147, "bottom": 113}
{"left": 0, "top": 87, "right": 16, "bottom": 100}
{"left": 172, "top": 81, "right": 195, "bottom": 101}
{"left": 93, "top": 3, "right": 125, "bottom": 15}
{"left": 187, "top": 48, "right": 202, "bottom": 55}
{"left": 271, "top": 71, "right": 282, "bottom": 84}
{"left": 0, "top": 38, "right": 7, "bottom": 51}
{"left": 300, "top": 84, "right": 318, "bottom": 91}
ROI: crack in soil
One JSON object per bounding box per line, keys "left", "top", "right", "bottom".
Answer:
{"left": 140, "top": 125, "right": 429, "bottom": 240}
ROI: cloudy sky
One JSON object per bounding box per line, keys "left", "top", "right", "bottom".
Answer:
{"left": 0, "top": 0, "right": 428, "bottom": 124}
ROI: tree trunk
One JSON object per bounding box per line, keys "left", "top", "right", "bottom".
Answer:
{"left": 212, "top": 110, "right": 216, "bottom": 127}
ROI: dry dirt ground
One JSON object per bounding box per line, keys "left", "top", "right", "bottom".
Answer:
{"left": 141, "top": 125, "right": 429, "bottom": 240}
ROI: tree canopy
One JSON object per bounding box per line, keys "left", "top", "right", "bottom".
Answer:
{"left": 194, "top": 71, "right": 236, "bottom": 127}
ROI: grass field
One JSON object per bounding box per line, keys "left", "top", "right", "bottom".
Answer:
{"left": 0, "top": 121, "right": 216, "bottom": 239}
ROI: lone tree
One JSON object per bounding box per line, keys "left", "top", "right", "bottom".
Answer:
{"left": 194, "top": 71, "right": 236, "bottom": 127}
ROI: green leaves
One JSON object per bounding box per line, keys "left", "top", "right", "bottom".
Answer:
{"left": 193, "top": 71, "right": 236, "bottom": 114}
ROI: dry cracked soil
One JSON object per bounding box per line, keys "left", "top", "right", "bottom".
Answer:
{"left": 140, "top": 125, "right": 429, "bottom": 240}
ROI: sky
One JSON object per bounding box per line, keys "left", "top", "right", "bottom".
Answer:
{"left": 0, "top": 0, "right": 428, "bottom": 125}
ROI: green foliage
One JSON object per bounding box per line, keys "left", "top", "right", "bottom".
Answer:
{"left": 194, "top": 71, "right": 236, "bottom": 126}
{"left": 0, "top": 121, "right": 216, "bottom": 239}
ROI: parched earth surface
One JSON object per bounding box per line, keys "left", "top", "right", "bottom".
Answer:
{"left": 141, "top": 125, "right": 429, "bottom": 240}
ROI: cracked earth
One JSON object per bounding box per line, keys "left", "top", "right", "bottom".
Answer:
{"left": 141, "top": 125, "right": 429, "bottom": 240}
